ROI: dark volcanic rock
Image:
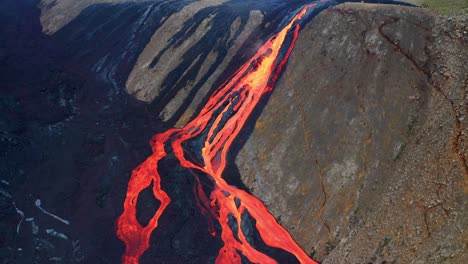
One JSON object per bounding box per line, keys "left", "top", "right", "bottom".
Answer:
{"left": 0, "top": 0, "right": 162, "bottom": 263}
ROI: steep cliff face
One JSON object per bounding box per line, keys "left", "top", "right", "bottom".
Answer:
{"left": 1, "top": 0, "right": 466, "bottom": 263}
{"left": 236, "top": 3, "right": 467, "bottom": 263}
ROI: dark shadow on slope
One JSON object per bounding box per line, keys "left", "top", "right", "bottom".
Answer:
{"left": 0, "top": 0, "right": 171, "bottom": 263}
{"left": 52, "top": 0, "right": 189, "bottom": 95}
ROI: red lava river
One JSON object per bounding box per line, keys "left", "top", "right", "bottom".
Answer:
{"left": 117, "top": 3, "right": 320, "bottom": 264}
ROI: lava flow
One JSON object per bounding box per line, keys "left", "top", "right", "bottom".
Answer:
{"left": 117, "top": 3, "right": 319, "bottom": 264}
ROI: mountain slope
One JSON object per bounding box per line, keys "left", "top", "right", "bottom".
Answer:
{"left": 236, "top": 3, "right": 467, "bottom": 263}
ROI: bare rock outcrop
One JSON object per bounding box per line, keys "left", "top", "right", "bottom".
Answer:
{"left": 236, "top": 3, "right": 467, "bottom": 263}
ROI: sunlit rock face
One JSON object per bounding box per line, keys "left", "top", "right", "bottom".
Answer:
{"left": 39, "top": 0, "right": 320, "bottom": 127}
{"left": 237, "top": 3, "right": 467, "bottom": 263}
{"left": 39, "top": 0, "right": 148, "bottom": 34}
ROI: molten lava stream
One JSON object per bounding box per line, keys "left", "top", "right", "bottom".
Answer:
{"left": 117, "top": 3, "right": 319, "bottom": 264}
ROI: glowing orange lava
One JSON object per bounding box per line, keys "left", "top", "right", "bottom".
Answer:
{"left": 117, "top": 4, "right": 318, "bottom": 264}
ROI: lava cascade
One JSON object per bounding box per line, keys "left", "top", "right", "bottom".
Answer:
{"left": 117, "top": 3, "right": 321, "bottom": 264}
